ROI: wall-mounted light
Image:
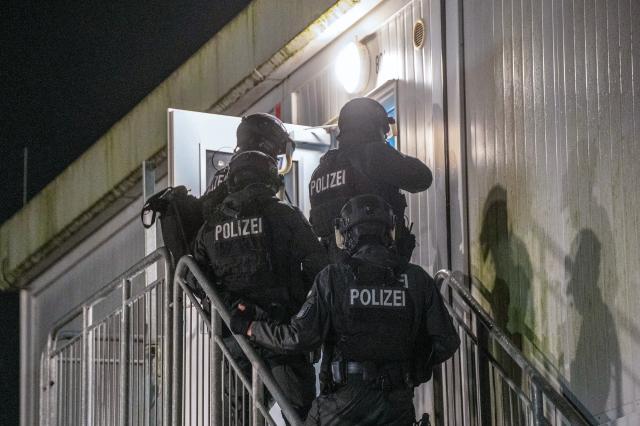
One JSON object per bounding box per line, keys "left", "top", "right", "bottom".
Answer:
{"left": 335, "top": 41, "right": 370, "bottom": 94}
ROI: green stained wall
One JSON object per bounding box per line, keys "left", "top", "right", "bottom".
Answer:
{"left": 464, "top": 0, "right": 640, "bottom": 422}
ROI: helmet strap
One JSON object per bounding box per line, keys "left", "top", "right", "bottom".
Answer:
{"left": 335, "top": 228, "right": 346, "bottom": 250}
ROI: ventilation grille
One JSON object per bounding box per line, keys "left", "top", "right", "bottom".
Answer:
{"left": 413, "top": 19, "right": 425, "bottom": 49}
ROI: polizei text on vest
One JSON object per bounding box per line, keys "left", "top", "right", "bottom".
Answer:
{"left": 215, "top": 217, "right": 263, "bottom": 240}
{"left": 310, "top": 170, "right": 346, "bottom": 196}
{"left": 349, "top": 287, "right": 406, "bottom": 308}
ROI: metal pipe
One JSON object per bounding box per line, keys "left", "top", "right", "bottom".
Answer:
{"left": 171, "top": 274, "right": 184, "bottom": 426}
{"left": 252, "top": 366, "right": 263, "bottom": 426}
{"left": 211, "top": 309, "right": 222, "bottom": 425}
{"left": 531, "top": 378, "right": 545, "bottom": 426}
{"left": 163, "top": 254, "right": 174, "bottom": 426}
{"left": 80, "top": 306, "right": 89, "bottom": 426}
{"left": 119, "top": 278, "right": 131, "bottom": 426}
{"left": 175, "top": 256, "right": 303, "bottom": 426}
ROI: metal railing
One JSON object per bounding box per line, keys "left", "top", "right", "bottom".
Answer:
{"left": 173, "top": 255, "right": 302, "bottom": 426}
{"left": 39, "top": 250, "right": 598, "bottom": 426}
{"left": 40, "top": 248, "right": 173, "bottom": 426}
{"left": 434, "top": 270, "right": 593, "bottom": 426}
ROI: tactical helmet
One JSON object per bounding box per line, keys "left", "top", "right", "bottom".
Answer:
{"left": 236, "top": 113, "right": 294, "bottom": 158}
{"left": 226, "top": 150, "right": 280, "bottom": 193}
{"left": 337, "top": 98, "right": 395, "bottom": 143}
{"left": 335, "top": 194, "right": 396, "bottom": 252}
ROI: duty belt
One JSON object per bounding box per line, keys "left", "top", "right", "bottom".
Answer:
{"left": 331, "top": 361, "right": 410, "bottom": 392}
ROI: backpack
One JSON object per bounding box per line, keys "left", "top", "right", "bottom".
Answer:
{"left": 140, "top": 186, "right": 203, "bottom": 265}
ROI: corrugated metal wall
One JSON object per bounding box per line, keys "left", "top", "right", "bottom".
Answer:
{"left": 463, "top": 0, "right": 640, "bottom": 423}
{"left": 293, "top": 0, "right": 447, "bottom": 273}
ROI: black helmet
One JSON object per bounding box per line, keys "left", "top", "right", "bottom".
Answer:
{"left": 236, "top": 113, "right": 294, "bottom": 158}
{"left": 335, "top": 194, "right": 396, "bottom": 252}
{"left": 337, "top": 98, "right": 395, "bottom": 143}
{"left": 226, "top": 150, "right": 280, "bottom": 193}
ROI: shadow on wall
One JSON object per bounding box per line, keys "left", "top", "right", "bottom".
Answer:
{"left": 559, "top": 142, "right": 624, "bottom": 422}
{"left": 475, "top": 185, "right": 534, "bottom": 425}
{"left": 566, "top": 229, "right": 622, "bottom": 423}
{"left": 478, "top": 185, "right": 534, "bottom": 349}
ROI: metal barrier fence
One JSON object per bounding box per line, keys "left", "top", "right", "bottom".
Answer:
{"left": 39, "top": 248, "right": 173, "bottom": 426}
{"left": 434, "top": 270, "right": 593, "bottom": 426}
{"left": 39, "top": 250, "right": 597, "bottom": 426}
{"left": 173, "top": 256, "right": 302, "bottom": 426}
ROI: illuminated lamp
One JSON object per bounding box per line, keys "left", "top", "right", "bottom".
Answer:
{"left": 335, "top": 41, "right": 370, "bottom": 94}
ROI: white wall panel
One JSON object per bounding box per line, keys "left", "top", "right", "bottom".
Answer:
{"left": 463, "top": 0, "right": 640, "bottom": 422}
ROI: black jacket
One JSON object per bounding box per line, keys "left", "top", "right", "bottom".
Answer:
{"left": 193, "top": 184, "right": 329, "bottom": 316}
{"left": 309, "top": 142, "right": 432, "bottom": 240}
{"left": 250, "top": 246, "right": 459, "bottom": 369}
{"left": 344, "top": 142, "right": 433, "bottom": 194}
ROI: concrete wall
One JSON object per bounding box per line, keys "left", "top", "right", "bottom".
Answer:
{"left": 463, "top": 0, "right": 640, "bottom": 422}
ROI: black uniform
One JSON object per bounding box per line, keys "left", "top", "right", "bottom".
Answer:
{"left": 193, "top": 182, "right": 328, "bottom": 420}
{"left": 248, "top": 244, "right": 460, "bottom": 425}
{"left": 309, "top": 139, "right": 434, "bottom": 397}
{"left": 309, "top": 141, "right": 432, "bottom": 261}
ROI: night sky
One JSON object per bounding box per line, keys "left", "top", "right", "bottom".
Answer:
{"left": 0, "top": 0, "right": 252, "bottom": 225}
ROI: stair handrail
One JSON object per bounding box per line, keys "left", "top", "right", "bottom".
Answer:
{"left": 174, "top": 255, "right": 303, "bottom": 426}
{"left": 435, "top": 269, "right": 594, "bottom": 426}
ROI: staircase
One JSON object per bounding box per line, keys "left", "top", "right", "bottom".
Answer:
{"left": 38, "top": 249, "right": 595, "bottom": 425}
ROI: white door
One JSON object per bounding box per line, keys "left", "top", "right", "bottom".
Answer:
{"left": 167, "top": 108, "right": 331, "bottom": 217}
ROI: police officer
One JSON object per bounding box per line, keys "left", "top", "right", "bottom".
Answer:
{"left": 309, "top": 97, "right": 433, "bottom": 263}
{"left": 193, "top": 149, "right": 327, "bottom": 421}
{"left": 231, "top": 194, "right": 460, "bottom": 425}
{"left": 203, "top": 112, "right": 295, "bottom": 205}
{"left": 309, "top": 98, "right": 434, "bottom": 396}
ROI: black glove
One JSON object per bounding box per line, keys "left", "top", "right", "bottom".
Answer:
{"left": 267, "top": 303, "right": 288, "bottom": 323}
{"left": 319, "top": 369, "right": 336, "bottom": 395}
{"left": 230, "top": 305, "right": 255, "bottom": 335}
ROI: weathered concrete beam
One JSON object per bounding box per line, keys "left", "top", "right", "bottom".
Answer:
{"left": 0, "top": 0, "right": 359, "bottom": 289}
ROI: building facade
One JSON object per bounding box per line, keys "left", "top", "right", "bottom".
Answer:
{"left": 1, "top": 0, "right": 638, "bottom": 424}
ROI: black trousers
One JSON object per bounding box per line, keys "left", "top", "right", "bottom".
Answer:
{"left": 223, "top": 336, "right": 316, "bottom": 423}
{"left": 304, "top": 381, "right": 415, "bottom": 426}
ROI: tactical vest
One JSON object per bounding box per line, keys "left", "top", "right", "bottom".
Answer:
{"left": 309, "top": 149, "right": 407, "bottom": 239}
{"left": 207, "top": 198, "right": 287, "bottom": 307}
{"left": 336, "top": 260, "right": 415, "bottom": 362}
